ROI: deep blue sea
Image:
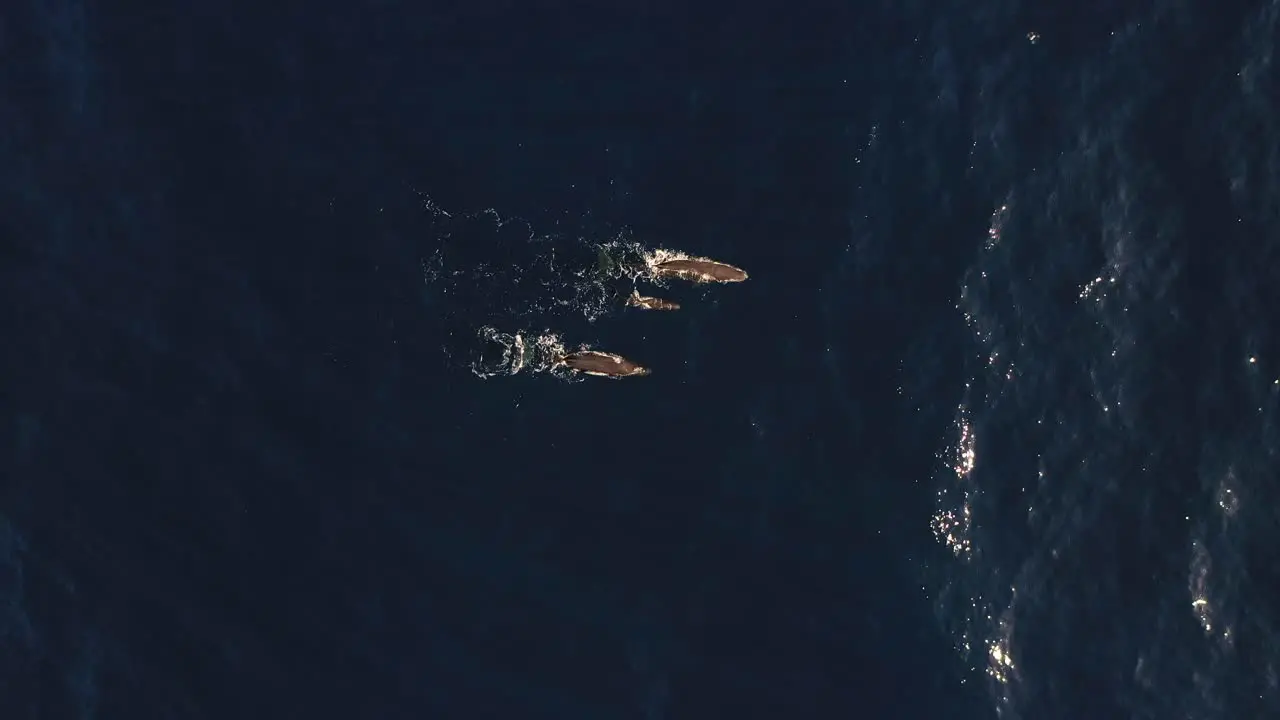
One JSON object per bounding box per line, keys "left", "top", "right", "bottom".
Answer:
{"left": 5, "top": 0, "right": 1279, "bottom": 718}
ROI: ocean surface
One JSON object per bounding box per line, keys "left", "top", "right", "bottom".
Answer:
{"left": 5, "top": 0, "right": 1279, "bottom": 718}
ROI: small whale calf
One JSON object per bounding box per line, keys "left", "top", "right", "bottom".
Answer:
{"left": 625, "top": 291, "right": 681, "bottom": 311}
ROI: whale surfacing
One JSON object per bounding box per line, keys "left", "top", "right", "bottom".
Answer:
{"left": 652, "top": 257, "right": 748, "bottom": 284}
{"left": 558, "top": 350, "right": 651, "bottom": 378}
{"left": 626, "top": 291, "right": 681, "bottom": 311}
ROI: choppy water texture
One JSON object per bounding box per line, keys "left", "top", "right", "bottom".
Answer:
{"left": 911, "top": 1, "right": 1280, "bottom": 717}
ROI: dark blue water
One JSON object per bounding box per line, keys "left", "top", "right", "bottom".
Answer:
{"left": 4, "top": 1, "right": 1278, "bottom": 718}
